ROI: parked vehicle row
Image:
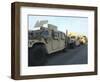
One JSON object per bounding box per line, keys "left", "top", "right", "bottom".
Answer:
{"left": 67, "top": 32, "right": 87, "bottom": 48}
{"left": 28, "top": 20, "right": 87, "bottom": 66}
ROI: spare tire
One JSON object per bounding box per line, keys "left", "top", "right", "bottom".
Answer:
{"left": 28, "top": 44, "right": 48, "bottom": 66}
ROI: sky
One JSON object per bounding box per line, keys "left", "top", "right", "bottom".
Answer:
{"left": 28, "top": 15, "right": 88, "bottom": 37}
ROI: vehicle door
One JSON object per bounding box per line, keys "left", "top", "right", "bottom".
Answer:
{"left": 52, "top": 31, "right": 59, "bottom": 50}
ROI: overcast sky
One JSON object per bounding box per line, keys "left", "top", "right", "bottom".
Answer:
{"left": 28, "top": 15, "right": 88, "bottom": 37}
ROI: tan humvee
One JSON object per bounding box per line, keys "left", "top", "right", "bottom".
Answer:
{"left": 67, "top": 32, "right": 80, "bottom": 48}
{"left": 28, "top": 20, "right": 67, "bottom": 66}
{"left": 79, "top": 35, "right": 88, "bottom": 44}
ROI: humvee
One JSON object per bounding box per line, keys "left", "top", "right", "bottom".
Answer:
{"left": 67, "top": 32, "right": 80, "bottom": 48}
{"left": 79, "top": 35, "right": 88, "bottom": 44}
{"left": 28, "top": 20, "right": 68, "bottom": 66}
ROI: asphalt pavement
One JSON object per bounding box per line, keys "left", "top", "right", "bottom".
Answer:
{"left": 45, "top": 45, "right": 88, "bottom": 65}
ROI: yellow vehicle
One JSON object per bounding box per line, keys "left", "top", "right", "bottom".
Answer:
{"left": 28, "top": 20, "right": 68, "bottom": 66}
{"left": 67, "top": 32, "right": 80, "bottom": 48}
{"left": 79, "top": 36, "right": 88, "bottom": 44}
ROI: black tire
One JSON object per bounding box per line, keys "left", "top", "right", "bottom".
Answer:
{"left": 70, "top": 43, "right": 75, "bottom": 48}
{"left": 28, "top": 44, "right": 48, "bottom": 66}
{"left": 63, "top": 47, "right": 67, "bottom": 52}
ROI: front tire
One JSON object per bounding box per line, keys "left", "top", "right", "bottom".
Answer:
{"left": 28, "top": 44, "right": 48, "bottom": 66}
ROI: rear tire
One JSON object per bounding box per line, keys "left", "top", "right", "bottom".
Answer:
{"left": 69, "top": 43, "right": 75, "bottom": 48}
{"left": 63, "top": 47, "right": 67, "bottom": 52}
{"left": 28, "top": 44, "right": 48, "bottom": 66}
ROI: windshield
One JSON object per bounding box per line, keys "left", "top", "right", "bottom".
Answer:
{"left": 71, "top": 36, "right": 75, "bottom": 39}
{"left": 42, "top": 31, "right": 49, "bottom": 35}
{"left": 41, "top": 30, "right": 49, "bottom": 38}
{"left": 28, "top": 30, "right": 40, "bottom": 39}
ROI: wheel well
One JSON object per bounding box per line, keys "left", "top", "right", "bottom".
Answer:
{"left": 32, "top": 43, "right": 48, "bottom": 54}
{"left": 33, "top": 43, "right": 45, "bottom": 47}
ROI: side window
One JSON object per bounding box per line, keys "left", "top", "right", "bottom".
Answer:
{"left": 53, "top": 32, "right": 58, "bottom": 40}
{"left": 58, "top": 32, "right": 61, "bottom": 39}
{"left": 61, "top": 33, "right": 65, "bottom": 40}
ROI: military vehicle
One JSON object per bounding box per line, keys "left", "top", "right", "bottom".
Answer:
{"left": 67, "top": 32, "right": 80, "bottom": 48}
{"left": 28, "top": 20, "right": 68, "bottom": 66}
{"left": 79, "top": 35, "right": 88, "bottom": 44}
